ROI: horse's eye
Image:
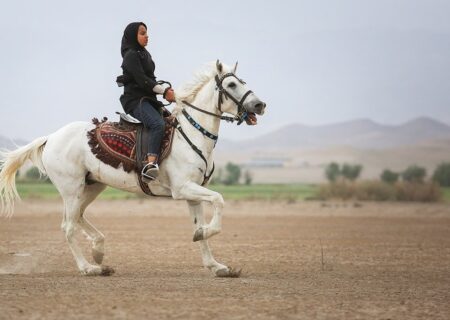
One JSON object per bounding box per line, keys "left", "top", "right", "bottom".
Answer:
{"left": 228, "top": 82, "right": 236, "bottom": 89}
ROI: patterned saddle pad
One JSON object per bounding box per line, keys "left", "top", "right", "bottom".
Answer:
{"left": 87, "top": 115, "right": 176, "bottom": 195}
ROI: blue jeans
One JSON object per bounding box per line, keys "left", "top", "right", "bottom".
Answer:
{"left": 130, "top": 100, "right": 165, "bottom": 158}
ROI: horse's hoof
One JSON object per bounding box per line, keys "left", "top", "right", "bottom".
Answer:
{"left": 216, "top": 267, "right": 242, "bottom": 278}
{"left": 193, "top": 228, "right": 204, "bottom": 242}
{"left": 100, "top": 265, "right": 115, "bottom": 276}
{"left": 92, "top": 249, "right": 104, "bottom": 265}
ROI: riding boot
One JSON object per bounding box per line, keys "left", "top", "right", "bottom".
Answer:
{"left": 141, "top": 154, "right": 159, "bottom": 183}
{"left": 142, "top": 162, "right": 159, "bottom": 183}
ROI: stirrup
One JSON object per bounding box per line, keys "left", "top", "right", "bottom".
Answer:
{"left": 141, "top": 163, "right": 159, "bottom": 182}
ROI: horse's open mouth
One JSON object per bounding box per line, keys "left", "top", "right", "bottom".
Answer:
{"left": 245, "top": 112, "right": 257, "bottom": 125}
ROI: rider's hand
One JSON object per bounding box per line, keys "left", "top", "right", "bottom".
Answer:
{"left": 163, "top": 88, "right": 176, "bottom": 102}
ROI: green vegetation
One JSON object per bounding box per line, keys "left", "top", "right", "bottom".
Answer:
{"left": 25, "top": 167, "right": 48, "bottom": 181}
{"left": 211, "top": 162, "right": 243, "bottom": 185}
{"left": 319, "top": 163, "right": 450, "bottom": 203}
{"left": 16, "top": 182, "right": 59, "bottom": 199}
{"left": 222, "top": 162, "right": 241, "bottom": 185}
{"left": 443, "top": 187, "right": 450, "bottom": 201}
{"left": 325, "top": 162, "right": 363, "bottom": 182}
{"left": 432, "top": 162, "right": 450, "bottom": 187}
{"left": 243, "top": 170, "right": 253, "bottom": 185}
{"left": 325, "top": 162, "right": 340, "bottom": 182}
{"left": 15, "top": 181, "right": 318, "bottom": 201}
{"left": 380, "top": 169, "right": 399, "bottom": 184}
{"left": 209, "top": 183, "right": 317, "bottom": 201}
{"left": 341, "top": 163, "right": 363, "bottom": 181}
{"left": 318, "top": 180, "right": 442, "bottom": 202}
{"left": 13, "top": 180, "right": 450, "bottom": 203}
{"left": 401, "top": 165, "right": 426, "bottom": 183}
{"left": 16, "top": 182, "right": 137, "bottom": 200}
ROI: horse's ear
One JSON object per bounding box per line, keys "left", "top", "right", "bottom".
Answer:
{"left": 233, "top": 61, "right": 238, "bottom": 73}
{"left": 216, "top": 59, "right": 223, "bottom": 74}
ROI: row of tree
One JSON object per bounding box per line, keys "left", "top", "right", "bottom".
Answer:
{"left": 325, "top": 162, "right": 450, "bottom": 187}
{"left": 209, "top": 162, "right": 253, "bottom": 185}
{"left": 325, "top": 163, "right": 362, "bottom": 182}
{"left": 381, "top": 163, "right": 450, "bottom": 186}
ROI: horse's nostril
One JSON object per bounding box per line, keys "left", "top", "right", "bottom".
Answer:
{"left": 255, "top": 103, "right": 264, "bottom": 111}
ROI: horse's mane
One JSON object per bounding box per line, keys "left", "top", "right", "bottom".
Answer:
{"left": 173, "top": 62, "right": 229, "bottom": 116}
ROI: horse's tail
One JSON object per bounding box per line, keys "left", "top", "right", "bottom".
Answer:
{"left": 0, "top": 136, "right": 48, "bottom": 217}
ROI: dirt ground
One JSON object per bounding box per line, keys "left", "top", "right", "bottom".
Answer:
{"left": 1, "top": 199, "right": 449, "bottom": 319}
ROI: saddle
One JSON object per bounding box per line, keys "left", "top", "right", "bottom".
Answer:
{"left": 86, "top": 110, "right": 176, "bottom": 196}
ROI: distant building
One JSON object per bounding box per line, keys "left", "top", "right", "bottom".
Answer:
{"left": 243, "top": 157, "right": 290, "bottom": 168}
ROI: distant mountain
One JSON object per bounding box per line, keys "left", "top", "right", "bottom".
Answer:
{"left": 217, "top": 117, "right": 450, "bottom": 151}
{"left": 2, "top": 117, "right": 449, "bottom": 153}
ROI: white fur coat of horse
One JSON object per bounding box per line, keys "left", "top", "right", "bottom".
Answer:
{"left": 0, "top": 61, "right": 266, "bottom": 277}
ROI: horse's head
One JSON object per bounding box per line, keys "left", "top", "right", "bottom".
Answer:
{"left": 214, "top": 60, "right": 266, "bottom": 125}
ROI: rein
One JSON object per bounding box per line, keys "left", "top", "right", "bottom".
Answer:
{"left": 182, "top": 100, "right": 236, "bottom": 123}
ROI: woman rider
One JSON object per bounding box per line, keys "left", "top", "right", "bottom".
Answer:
{"left": 118, "top": 22, "right": 175, "bottom": 182}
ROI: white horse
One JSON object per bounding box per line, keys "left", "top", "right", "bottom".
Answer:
{"left": 0, "top": 60, "right": 266, "bottom": 277}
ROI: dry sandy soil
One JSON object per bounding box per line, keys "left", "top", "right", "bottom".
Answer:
{"left": 1, "top": 199, "right": 449, "bottom": 319}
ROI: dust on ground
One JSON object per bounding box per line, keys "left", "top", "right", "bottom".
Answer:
{"left": 1, "top": 199, "right": 449, "bottom": 319}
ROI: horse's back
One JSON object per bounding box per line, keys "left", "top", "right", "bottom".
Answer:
{"left": 41, "top": 121, "right": 93, "bottom": 177}
{"left": 44, "top": 121, "right": 93, "bottom": 158}
{"left": 48, "top": 121, "right": 94, "bottom": 140}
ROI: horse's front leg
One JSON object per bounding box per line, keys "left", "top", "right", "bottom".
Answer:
{"left": 174, "top": 181, "right": 224, "bottom": 241}
{"left": 187, "top": 200, "right": 241, "bottom": 278}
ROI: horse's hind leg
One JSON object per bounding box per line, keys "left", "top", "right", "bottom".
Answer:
{"left": 62, "top": 196, "right": 101, "bottom": 275}
{"left": 60, "top": 181, "right": 112, "bottom": 276}
{"left": 78, "top": 183, "right": 107, "bottom": 265}
{"left": 79, "top": 217, "right": 105, "bottom": 265}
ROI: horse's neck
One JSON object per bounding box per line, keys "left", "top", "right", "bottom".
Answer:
{"left": 179, "top": 82, "right": 221, "bottom": 153}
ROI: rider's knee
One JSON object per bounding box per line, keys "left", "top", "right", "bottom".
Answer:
{"left": 149, "top": 118, "right": 165, "bottom": 133}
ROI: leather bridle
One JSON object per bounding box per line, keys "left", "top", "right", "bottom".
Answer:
{"left": 214, "top": 72, "right": 253, "bottom": 125}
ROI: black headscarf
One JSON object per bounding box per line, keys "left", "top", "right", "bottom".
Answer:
{"left": 121, "top": 22, "right": 147, "bottom": 57}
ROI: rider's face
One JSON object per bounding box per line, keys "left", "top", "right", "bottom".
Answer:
{"left": 137, "top": 25, "right": 148, "bottom": 47}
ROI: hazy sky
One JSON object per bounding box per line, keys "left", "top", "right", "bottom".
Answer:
{"left": 1, "top": 0, "right": 449, "bottom": 141}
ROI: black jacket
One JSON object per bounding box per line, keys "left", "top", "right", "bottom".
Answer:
{"left": 119, "top": 49, "right": 163, "bottom": 113}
